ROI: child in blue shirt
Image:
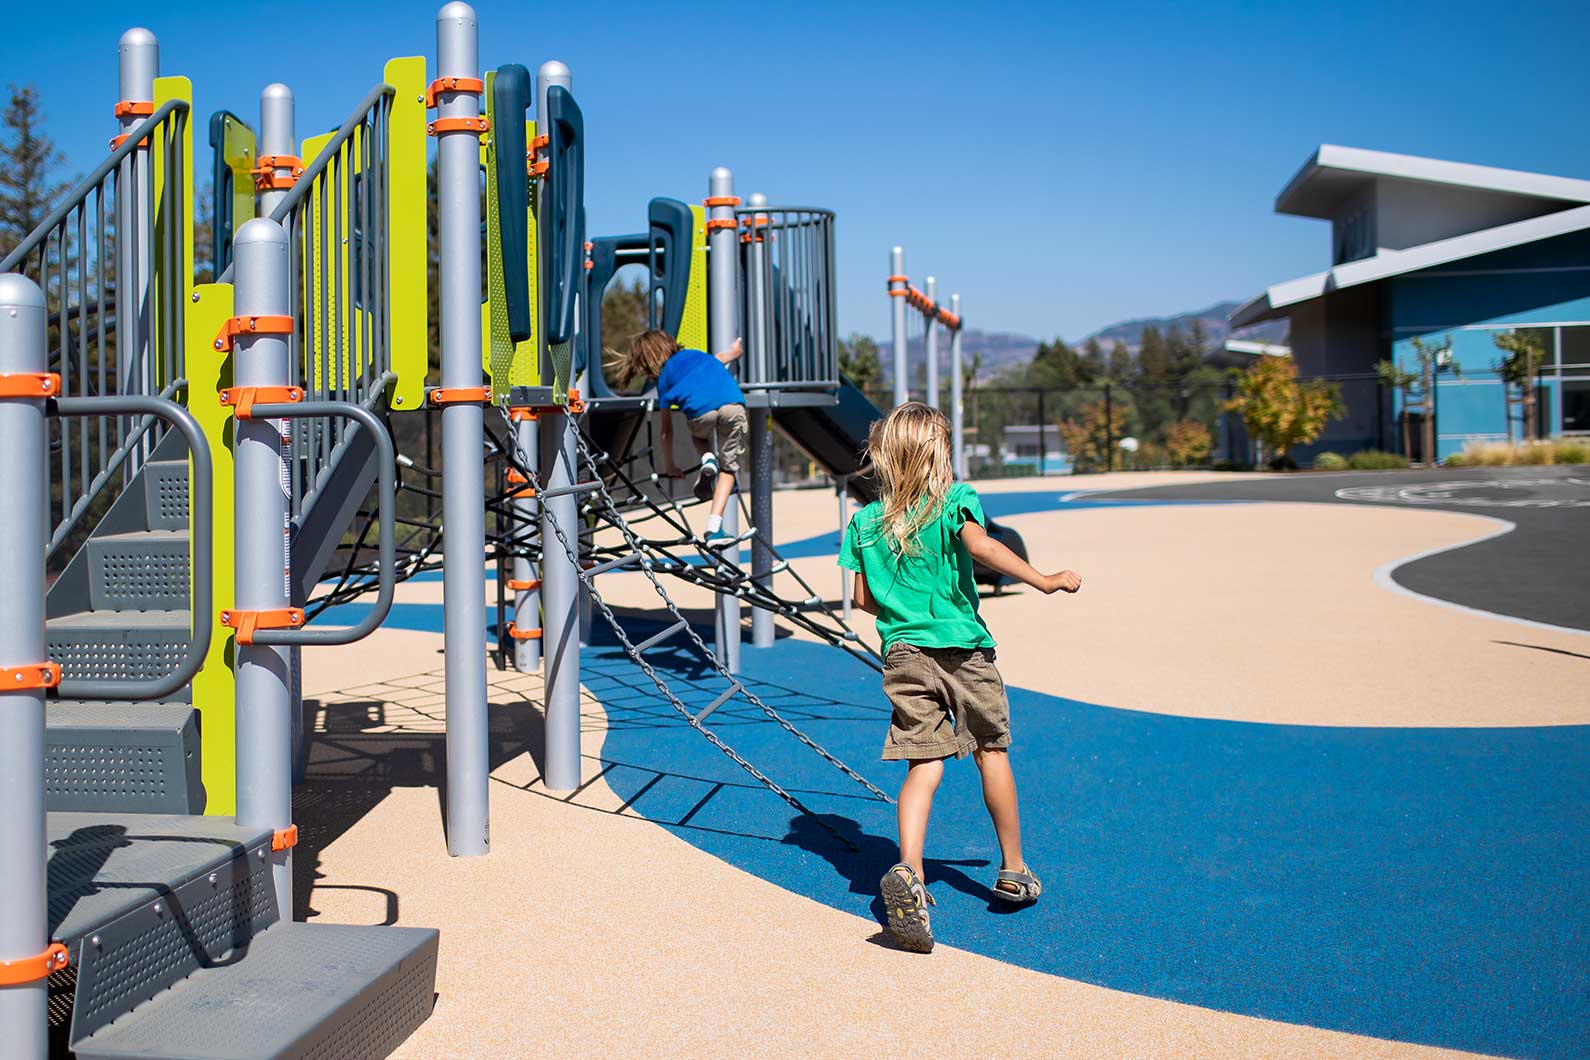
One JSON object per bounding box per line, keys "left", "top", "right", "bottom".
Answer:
{"left": 616, "top": 328, "right": 746, "bottom": 546}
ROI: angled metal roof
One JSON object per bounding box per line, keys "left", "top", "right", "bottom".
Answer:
{"left": 1231, "top": 203, "right": 1590, "bottom": 327}
{"left": 1275, "top": 145, "right": 1590, "bottom": 219}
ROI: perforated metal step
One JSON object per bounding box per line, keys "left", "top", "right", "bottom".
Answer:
{"left": 72, "top": 922, "right": 439, "bottom": 1060}
{"left": 47, "top": 610, "right": 192, "bottom": 699}
{"left": 88, "top": 531, "right": 191, "bottom": 611}
{"left": 46, "top": 703, "right": 203, "bottom": 814}
{"left": 48, "top": 813, "right": 278, "bottom": 1043}
{"left": 142, "top": 460, "right": 191, "bottom": 531}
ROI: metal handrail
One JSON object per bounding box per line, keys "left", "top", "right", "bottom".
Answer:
{"left": 249, "top": 399, "right": 395, "bottom": 646}
{"left": 0, "top": 101, "right": 189, "bottom": 271}
{"left": 51, "top": 393, "right": 213, "bottom": 701}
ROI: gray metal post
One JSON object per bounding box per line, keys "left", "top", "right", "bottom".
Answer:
{"left": 230, "top": 220, "right": 295, "bottom": 920}
{"left": 924, "top": 276, "right": 939, "bottom": 410}
{"left": 118, "top": 28, "right": 157, "bottom": 473}
{"left": 746, "top": 192, "right": 774, "bottom": 649}
{"left": 437, "top": 2, "right": 489, "bottom": 853}
{"left": 258, "top": 84, "right": 295, "bottom": 220}
{"left": 538, "top": 59, "right": 581, "bottom": 792}
{"left": 950, "top": 293, "right": 965, "bottom": 478}
{"left": 511, "top": 419, "right": 540, "bottom": 671}
{"left": 889, "top": 246, "right": 907, "bottom": 407}
{"left": 0, "top": 275, "right": 50, "bottom": 1060}
{"left": 708, "top": 168, "right": 742, "bottom": 672}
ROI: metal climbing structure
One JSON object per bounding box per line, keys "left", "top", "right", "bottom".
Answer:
{"left": 0, "top": 4, "right": 945, "bottom": 1057}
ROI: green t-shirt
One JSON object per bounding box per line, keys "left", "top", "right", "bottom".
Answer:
{"left": 839, "top": 482, "right": 995, "bottom": 652}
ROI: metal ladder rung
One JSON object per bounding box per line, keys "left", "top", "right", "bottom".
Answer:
{"left": 694, "top": 681, "right": 742, "bottom": 724}
{"left": 538, "top": 479, "right": 602, "bottom": 501}
{"left": 634, "top": 618, "right": 690, "bottom": 654}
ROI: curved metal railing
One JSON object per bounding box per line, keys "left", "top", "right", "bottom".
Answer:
{"left": 735, "top": 205, "right": 838, "bottom": 392}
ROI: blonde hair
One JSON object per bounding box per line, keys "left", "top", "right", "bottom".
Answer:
{"left": 606, "top": 328, "right": 679, "bottom": 388}
{"left": 866, "top": 402, "right": 954, "bottom": 556}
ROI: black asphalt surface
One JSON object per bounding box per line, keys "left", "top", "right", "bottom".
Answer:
{"left": 1088, "top": 466, "right": 1590, "bottom": 632}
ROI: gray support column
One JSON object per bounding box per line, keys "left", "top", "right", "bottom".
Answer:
{"left": 838, "top": 476, "right": 852, "bottom": 622}
{"left": 512, "top": 419, "right": 540, "bottom": 671}
{"left": 118, "top": 29, "right": 157, "bottom": 473}
{"left": 537, "top": 59, "right": 581, "bottom": 792}
{"left": 258, "top": 84, "right": 295, "bottom": 220}
{"left": 950, "top": 293, "right": 965, "bottom": 478}
{"left": 708, "top": 168, "right": 742, "bottom": 672}
{"left": 437, "top": 2, "right": 490, "bottom": 854}
{"left": 924, "top": 276, "right": 939, "bottom": 410}
{"left": 889, "top": 246, "right": 907, "bottom": 407}
{"left": 746, "top": 192, "right": 774, "bottom": 649}
{"left": 0, "top": 275, "right": 50, "bottom": 1060}
{"left": 230, "top": 220, "right": 295, "bottom": 920}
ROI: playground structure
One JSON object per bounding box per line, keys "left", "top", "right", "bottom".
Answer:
{"left": 888, "top": 248, "right": 968, "bottom": 477}
{"left": 0, "top": 7, "right": 1025, "bottom": 1056}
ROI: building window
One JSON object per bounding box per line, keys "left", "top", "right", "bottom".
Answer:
{"left": 1561, "top": 325, "right": 1590, "bottom": 434}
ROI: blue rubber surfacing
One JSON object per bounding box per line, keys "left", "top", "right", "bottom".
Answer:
{"left": 323, "top": 490, "right": 1589, "bottom": 1059}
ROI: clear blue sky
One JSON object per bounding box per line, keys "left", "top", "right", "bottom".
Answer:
{"left": 6, "top": 0, "right": 1589, "bottom": 343}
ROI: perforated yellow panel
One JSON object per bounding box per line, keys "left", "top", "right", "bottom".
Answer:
{"left": 383, "top": 56, "right": 429, "bottom": 412}
{"left": 676, "top": 204, "right": 709, "bottom": 351}
{"left": 481, "top": 74, "right": 540, "bottom": 402}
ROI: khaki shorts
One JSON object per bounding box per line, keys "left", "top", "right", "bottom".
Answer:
{"left": 881, "top": 643, "right": 1010, "bottom": 761}
{"left": 687, "top": 403, "right": 748, "bottom": 475}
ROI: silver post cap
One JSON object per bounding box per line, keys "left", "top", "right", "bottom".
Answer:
{"left": 0, "top": 273, "right": 46, "bottom": 310}
{"left": 118, "top": 28, "right": 159, "bottom": 100}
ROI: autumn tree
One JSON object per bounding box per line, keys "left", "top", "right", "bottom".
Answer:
{"left": 1054, "top": 398, "right": 1112, "bottom": 473}
{"left": 1165, "top": 419, "right": 1212, "bottom": 466}
{"left": 1225, "top": 356, "right": 1343, "bottom": 465}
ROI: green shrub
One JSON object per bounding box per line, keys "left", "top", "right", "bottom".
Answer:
{"left": 1312, "top": 451, "right": 1348, "bottom": 470}
{"left": 1552, "top": 437, "right": 1590, "bottom": 464}
{"left": 1443, "top": 451, "right": 1471, "bottom": 467}
{"left": 1347, "top": 449, "right": 1410, "bottom": 470}
{"left": 1519, "top": 442, "right": 1555, "bottom": 466}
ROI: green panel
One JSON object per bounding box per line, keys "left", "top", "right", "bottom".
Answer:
{"left": 185, "top": 283, "right": 238, "bottom": 816}
{"left": 217, "top": 113, "right": 256, "bottom": 242}
{"left": 151, "top": 77, "right": 194, "bottom": 391}
{"left": 482, "top": 83, "right": 540, "bottom": 402}
{"left": 676, "top": 204, "right": 709, "bottom": 352}
{"left": 383, "top": 56, "right": 429, "bottom": 412}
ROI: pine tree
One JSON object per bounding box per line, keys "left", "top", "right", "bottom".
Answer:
{"left": 1107, "top": 340, "right": 1133, "bottom": 384}
{"left": 0, "top": 83, "right": 72, "bottom": 275}
{"left": 837, "top": 332, "right": 882, "bottom": 392}
{"left": 1080, "top": 336, "right": 1106, "bottom": 382}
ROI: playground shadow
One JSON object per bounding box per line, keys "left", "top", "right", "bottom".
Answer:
{"left": 780, "top": 813, "right": 1008, "bottom": 926}
{"left": 291, "top": 688, "right": 543, "bottom": 922}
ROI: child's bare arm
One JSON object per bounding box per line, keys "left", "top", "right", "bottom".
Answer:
{"left": 852, "top": 571, "right": 880, "bottom": 616}
{"left": 960, "top": 520, "right": 1081, "bottom": 595}
{"left": 715, "top": 337, "right": 744, "bottom": 366}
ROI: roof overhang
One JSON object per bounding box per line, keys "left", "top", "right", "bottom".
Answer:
{"left": 1230, "top": 202, "right": 1590, "bottom": 328}
{"left": 1275, "top": 145, "right": 1590, "bottom": 219}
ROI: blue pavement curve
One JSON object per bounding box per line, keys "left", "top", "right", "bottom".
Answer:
{"left": 589, "top": 630, "right": 1589, "bottom": 1060}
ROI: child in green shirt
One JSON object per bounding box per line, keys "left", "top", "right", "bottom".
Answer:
{"left": 840, "top": 402, "right": 1081, "bottom": 953}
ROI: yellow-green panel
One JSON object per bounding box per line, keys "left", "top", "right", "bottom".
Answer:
{"left": 300, "top": 129, "right": 336, "bottom": 393}
{"left": 151, "top": 76, "right": 194, "bottom": 391}
{"left": 677, "top": 204, "right": 709, "bottom": 351}
{"left": 512, "top": 120, "right": 540, "bottom": 389}
{"left": 217, "top": 113, "right": 256, "bottom": 241}
{"left": 482, "top": 100, "right": 541, "bottom": 400}
{"left": 186, "top": 282, "right": 238, "bottom": 816}
{"left": 384, "top": 56, "right": 429, "bottom": 411}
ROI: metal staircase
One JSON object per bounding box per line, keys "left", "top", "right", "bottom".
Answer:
{"left": 0, "top": 34, "right": 436, "bottom": 1060}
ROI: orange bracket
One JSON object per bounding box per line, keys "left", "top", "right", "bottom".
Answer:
{"left": 505, "top": 468, "right": 528, "bottom": 485}
{"left": 109, "top": 133, "right": 149, "bottom": 151}
{"left": 506, "top": 622, "right": 543, "bottom": 641}
{"left": 530, "top": 133, "right": 550, "bottom": 154}
{"left": 887, "top": 288, "right": 909, "bottom": 297}
{"left": 886, "top": 274, "right": 909, "bottom": 284}
{"left": 508, "top": 407, "right": 539, "bottom": 422}
{"left": 220, "top": 607, "right": 305, "bottom": 646}
{"left": 566, "top": 388, "right": 585, "bottom": 414}
{"left": 0, "top": 662, "right": 62, "bottom": 691}
{"left": 513, "top": 387, "right": 583, "bottom": 416}
{"left": 251, "top": 154, "right": 305, "bottom": 192}
{"left": 271, "top": 824, "right": 299, "bottom": 852}
{"left": 0, "top": 943, "right": 69, "bottom": 986}
{"left": 428, "top": 116, "right": 490, "bottom": 137}
{"left": 703, "top": 195, "right": 742, "bottom": 208}
{"left": 704, "top": 218, "right": 738, "bottom": 233}
{"left": 507, "top": 578, "right": 541, "bottom": 592}
{"left": 528, "top": 159, "right": 549, "bottom": 179}
{"left": 114, "top": 100, "right": 154, "bottom": 119}
{"left": 0, "top": 372, "right": 61, "bottom": 398}
{"left": 425, "top": 76, "right": 485, "bottom": 108}
{"left": 219, "top": 385, "right": 303, "bottom": 420}
{"left": 213, "top": 314, "right": 294, "bottom": 352}
{"left": 428, "top": 386, "right": 490, "bottom": 406}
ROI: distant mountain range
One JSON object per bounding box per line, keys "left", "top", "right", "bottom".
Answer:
{"left": 882, "top": 301, "right": 1289, "bottom": 381}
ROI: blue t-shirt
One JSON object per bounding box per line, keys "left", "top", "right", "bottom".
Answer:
{"left": 656, "top": 348, "right": 745, "bottom": 420}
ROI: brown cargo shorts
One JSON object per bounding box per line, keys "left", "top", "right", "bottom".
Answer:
{"left": 881, "top": 643, "right": 1010, "bottom": 761}
{"left": 687, "top": 403, "right": 748, "bottom": 475}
